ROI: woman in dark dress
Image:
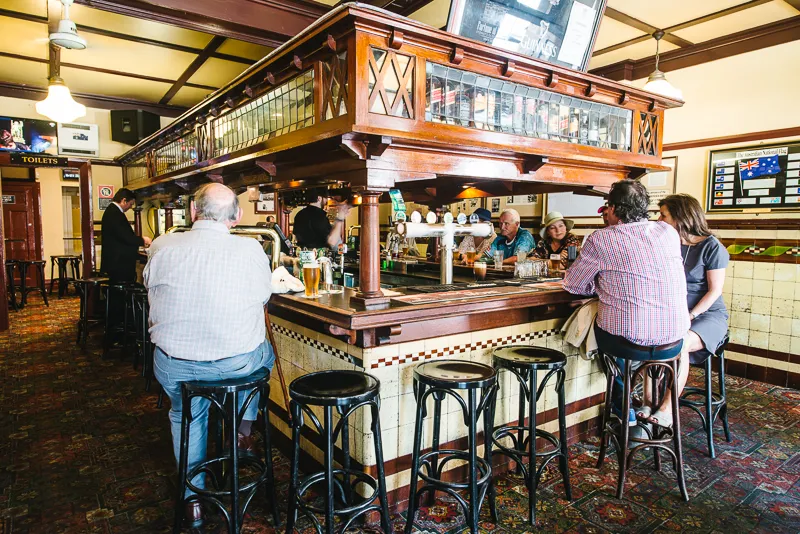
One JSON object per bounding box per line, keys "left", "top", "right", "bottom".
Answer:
{"left": 642, "top": 194, "right": 729, "bottom": 427}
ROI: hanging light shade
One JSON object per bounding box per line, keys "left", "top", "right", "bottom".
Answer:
{"left": 642, "top": 30, "right": 683, "bottom": 101}
{"left": 36, "top": 77, "right": 86, "bottom": 123}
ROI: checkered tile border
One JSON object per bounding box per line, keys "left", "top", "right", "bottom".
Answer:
{"left": 271, "top": 323, "right": 363, "bottom": 367}
{"left": 370, "top": 328, "right": 561, "bottom": 369}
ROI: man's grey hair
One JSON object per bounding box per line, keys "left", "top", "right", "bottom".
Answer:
{"left": 500, "top": 208, "right": 521, "bottom": 224}
{"left": 193, "top": 183, "right": 239, "bottom": 223}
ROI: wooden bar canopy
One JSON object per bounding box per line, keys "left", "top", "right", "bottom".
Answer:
{"left": 116, "top": 2, "right": 682, "bottom": 203}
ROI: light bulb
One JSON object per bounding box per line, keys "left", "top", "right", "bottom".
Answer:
{"left": 35, "top": 80, "right": 86, "bottom": 123}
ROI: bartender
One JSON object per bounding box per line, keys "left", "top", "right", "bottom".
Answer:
{"left": 293, "top": 187, "right": 350, "bottom": 249}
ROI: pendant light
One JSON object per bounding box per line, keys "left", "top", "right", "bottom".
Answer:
{"left": 36, "top": 45, "right": 86, "bottom": 123}
{"left": 642, "top": 30, "right": 683, "bottom": 101}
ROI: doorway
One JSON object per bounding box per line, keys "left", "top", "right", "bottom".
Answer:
{"left": 2, "top": 181, "right": 44, "bottom": 284}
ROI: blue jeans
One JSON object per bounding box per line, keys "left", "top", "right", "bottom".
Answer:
{"left": 595, "top": 326, "right": 683, "bottom": 414}
{"left": 154, "top": 339, "right": 275, "bottom": 495}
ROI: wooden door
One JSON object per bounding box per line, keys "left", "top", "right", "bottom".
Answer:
{"left": 2, "top": 181, "right": 43, "bottom": 284}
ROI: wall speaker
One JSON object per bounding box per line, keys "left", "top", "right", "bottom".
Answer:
{"left": 110, "top": 110, "right": 161, "bottom": 145}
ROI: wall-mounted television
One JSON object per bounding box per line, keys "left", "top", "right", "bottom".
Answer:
{"left": 0, "top": 116, "right": 59, "bottom": 154}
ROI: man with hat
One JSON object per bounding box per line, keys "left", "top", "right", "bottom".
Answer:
{"left": 533, "top": 211, "right": 580, "bottom": 270}
{"left": 455, "top": 207, "right": 496, "bottom": 262}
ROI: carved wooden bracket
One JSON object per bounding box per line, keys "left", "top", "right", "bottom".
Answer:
{"left": 377, "top": 324, "right": 402, "bottom": 345}
{"left": 325, "top": 33, "right": 337, "bottom": 52}
{"left": 265, "top": 72, "right": 276, "bottom": 85}
{"left": 585, "top": 83, "right": 597, "bottom": 97}
{"left": 225, "top": 96, "right": 236, "bottom": 109}
{"left": 174, "top": 179, "right": 192, "bottom": 191}
{"left": 546, "top": 72, "right": 558, "bottom": 88}
{"left": 340, "top": 135, "right": 368, "bottom": 160}
{"left": 327, "top": 324, "right": 357, "bottom": 345}
{"left": 389, "top": 29, "right": 404, "bottom": 49}
{"left": 207, "top": 173, "right": 224, "bottom": 183}
{"left": 618, "top": 92, "right": 630, "bottom": 105}
{"left": 364, "top": 135, "right": 392, "bottom": 159}
{"left": 648, "top": 100, "right": 659, "bottom": 112}
{"left": 209, "top": 106, "right": 220, "bottom": 117}
{"left": 255, "top": 159, "right": 277, "bottom": 176}
{"left": 628, "top": 167, "right": 648, "bottom": 179}
{"left": 450, "top": 47, "right": 464, "bottom": 65}
{"left": 340, "top": 134, "right": 392, "bottom": 160}
{"left": 292, "top": 54, "right": 303, "bottom": 70}
{"left": 503, "top": 60, "right": 516, "bottom": 77}
{"left": 244, "top": 84, "right": 255, "bottom": 98}
{"left": 524, "top": 156, "right": 549, "bottom": 174}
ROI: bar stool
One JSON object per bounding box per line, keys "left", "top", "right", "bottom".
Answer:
{"left": 596, "top": 349, "right": 689, "bottom": 501}
{"left": 75, "top": 276, "right": 109, "bottom": 347}
{"left": 49, "top": 254, "right": 81, "bottom": 298}
{"left": 405, "top": 360, "right": 497, "bottom": 534}
{"left": 124, "top": 285, "right": 146, "bottom": 357}
{"left": 679, "top": 335, "right": 731, "bottom": 458}
{"left": 102, "top": 281, "right": 139, "bottom": 358}
{"left": 5, "top": 260, "right": 19, "bottom": 311}
{"left": 174, "top": 368, "right": 280, "bottom": 533}
{"left": 287, "top": 370, "right": 391, "bottom": 534}
{"left": 18, "top": 259, "right": 49, "bottom": 307}
{"left": 488, "top": 346, "right": 572, "bottom": 526}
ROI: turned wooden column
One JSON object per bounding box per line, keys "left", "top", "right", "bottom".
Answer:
{"left": 353, "top": 191, "right": 386, "bottom": 304}
{"left": 79, "top": 161, "right": 95, "bottom": 276}
{"left": 164, "top": 204, "right": 174, "bottom": 231}
{"left": 133, "top": 206, "right": 143, "bottom": 236}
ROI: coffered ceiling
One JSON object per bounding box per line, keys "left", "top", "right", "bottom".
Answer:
{"left": 0, "top": 0, "right": 798, "bottom": 117}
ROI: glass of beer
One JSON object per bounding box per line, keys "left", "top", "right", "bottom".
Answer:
{"left": 493, "top": 250, "right": 504, "bottom": 270}
{"left": 452, "top": 249, "right": 460, "bottom": 264}
{"left": 549, "top": 253, "right": 562, "bottom": 274}
{"left": 401, "top": 241, "right": 409, "bottom": 256}
{"left": 474, "top": 261, "right": 487, "bottom": 281}
{"left": 303, "top": 261, "right": 320, "bottom": 298}
{"left": 465, "top": 247, "right": 477, "bottom": 266}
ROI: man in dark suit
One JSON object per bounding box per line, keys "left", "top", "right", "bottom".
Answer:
{"left": 100, "top": 188, "right": 151, "bottom": 282}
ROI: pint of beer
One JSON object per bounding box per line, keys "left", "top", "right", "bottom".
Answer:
{"left": 474, "top": 262, "right": 487, "bottom": 281}
{"left": 303, "top": 261, "right": 320, "bottom": 297}
{"left": 465, "top": 247, "right": 477, "bottom": 266}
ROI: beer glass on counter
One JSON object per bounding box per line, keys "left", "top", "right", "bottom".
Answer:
{"left": 452, "top": 249, "right": 460, "bottom": 264}
{"left": 474, "top": 261, "right": 487, "bottom": 281}
{"left": 493, "top": 250, "right": 504, "bottom": 269}
{"left": 303, "top": 261, "right": 320, "bottom": 298}
{"left": 465, "top": 246, "right": 477, "bottom": 266}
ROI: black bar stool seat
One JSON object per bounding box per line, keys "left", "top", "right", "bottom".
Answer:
{"left": 174, "top": 368, "right": 280, "bottom": 533}
{"left": 75, "top": 277, "right": 109, "bottom": 347}
{"left": 405, "top": 360, "right": 497, "bottom": 534}
{"left": 287, "top": 370, "right": 391, "bottom": 534}
{"left": 489, "top": 346, "right": 571, "bottom": 526}
{"left": 102, "top": 280, "right": 141, "bottom": 358}
{"left": 49, "top": 254, "right": 81, "bottom": 298}
{"left": 679, "top": 334, "right": 731, "bottom": 458}
{"left": 17, "top": 259, "right": 49, "bottom": 307}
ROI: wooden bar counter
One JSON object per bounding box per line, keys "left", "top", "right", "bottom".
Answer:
{"left": 265, "top": 281, "right": 603, "bottom": 509}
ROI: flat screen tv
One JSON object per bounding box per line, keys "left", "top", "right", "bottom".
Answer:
{"left": 0, "top": 116, "right": 59, "bottom": 154}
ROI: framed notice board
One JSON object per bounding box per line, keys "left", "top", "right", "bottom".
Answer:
{"left": 446, "top": 0, "right": 607, "bottom": 72}
{"left": 706, "top": 141, "right": 800, "bottom": 213}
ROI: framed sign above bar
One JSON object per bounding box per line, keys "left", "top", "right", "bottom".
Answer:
{"left": 446, "top": 0, "right": 607, "bottom": 71}
{"left": 254, "top": 192, "right": 277, "bottom": 215}
{"left": 706, "top": 141, "right": 800, "bottom": 213}
{"left": 9, "top": 153, "right": 68, "bottom": 166}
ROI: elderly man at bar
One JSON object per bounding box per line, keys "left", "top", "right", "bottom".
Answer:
{"left": 144, "top": 183, "right": 275, "bottom": 527}
{"left": 486, "top": 208, "right": 536, "bottom": 265}
{"left": 563, "top": 180, "right": 690, "bottom": 430}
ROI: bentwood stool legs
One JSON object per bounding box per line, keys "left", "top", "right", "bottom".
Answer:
{"left": 75, "top": 277, "right": 109, "bottom": 347}
{"left": 5, "top": 260, "right": 19, "bottom": 311}
{"left": 596, "top": 351, "right": 689, "bottom": 501}
{"left": 173, "top": 369, "right": 279, "bottom": 534}
{"left": 405, "top": 360, "right": 497, "bottom": 534}
{"left": 286, "top": 370, "right": 391, "bottom": 534}
{"left": 679, "top": 335, "right": 731, "bottom": 458}
{"left": 49, "top": 255, "right": 81, "bottom": 298}
{"left": 488, "top": 347, "right": 572, "bottom": 526}
{"left": 18, "top": 260, "right": 49, "bottom": 307}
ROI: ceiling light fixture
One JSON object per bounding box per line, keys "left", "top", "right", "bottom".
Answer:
{"left": 36, "top": 45, "right": 86, "bottom": 123}
{"left": 642, "top": 30, "right": 683, "bottom": 101}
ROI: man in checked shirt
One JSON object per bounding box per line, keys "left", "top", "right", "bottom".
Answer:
{"left": 564, "top": 180, "right": 691, "bottom": 430}
{"left": 145, "top": 182, "right": 274, "bottom": 527}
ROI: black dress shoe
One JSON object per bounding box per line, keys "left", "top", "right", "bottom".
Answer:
{"left": 238, "top": 432, "right": 257, "bottom": 454}
{"left": 185, "top": 501, "right": 203, "bottom": 528}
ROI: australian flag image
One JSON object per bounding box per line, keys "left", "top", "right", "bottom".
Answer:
{"left": 739, "top": 156, "right": 781, "bottom": 179}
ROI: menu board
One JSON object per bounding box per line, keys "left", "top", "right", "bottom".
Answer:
{"left": 446, "top": 0, "right": 607, "bottom": 71}
{"left": 706, "top": 142, "right": 800, "bottom": 212}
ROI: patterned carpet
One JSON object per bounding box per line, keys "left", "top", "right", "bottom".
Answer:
{"left": 2, "top": 296, "right": 800, "bottom": 533}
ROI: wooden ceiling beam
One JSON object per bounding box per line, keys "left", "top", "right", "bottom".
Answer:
{"left": 354, "top": 0, "right": 437, "bottom": 16}
{"left": 0, "top": 51, "right": 217, "bottom": 91}
{"left": 591, "top": 15, "right": 800, "bottom": 80}
{"left": 0, "top": 81, "right": 187, "bottom": 117}
{"left": 603, "top": 7, "right": 694, "bottom": 48}
{"left": 160, "top": 35, "right": 225, "bottom": 104}
{"left": 0, "top": 7, "right": 257, "bottom": 65}
{"left": 594, "top": 0, "right": 774, "bottom": 57}
{"left": 74, "top": 0, "right": 329, "bottom": 48}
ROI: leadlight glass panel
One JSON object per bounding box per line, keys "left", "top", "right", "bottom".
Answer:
{"left": 124, "top": 156, "right": 148, "bottom": 186}
{"left": 154, "top": 132, "right": 198, "bottom": 176}
{"left": 212, "top": 70, "right": 314, "bottom": 158}
{"left": 425, "top": 62, "right": 633, "bottom": 152}
{"left": 368, "top": 47, "right": 414, "bottom": 118}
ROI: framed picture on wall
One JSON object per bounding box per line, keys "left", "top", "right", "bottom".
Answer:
{"left": 446, "top": 0, "right": 607, "bottom": 71}
{"left": 254, "top": 192, "right": 277, "bottom": 215}
{"left": 642, "top": 156, "right": 677, "bottom": 211}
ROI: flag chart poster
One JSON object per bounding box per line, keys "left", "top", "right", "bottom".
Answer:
{"left": 706, "top": 141, "right": 800, "bottom": 212}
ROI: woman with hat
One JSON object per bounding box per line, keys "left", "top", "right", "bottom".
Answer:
{"left": 456, "top": 208, "right": 496, "bottom": 262}
{"left": 533, "top": 211, "right": 580, "bottom": 270}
